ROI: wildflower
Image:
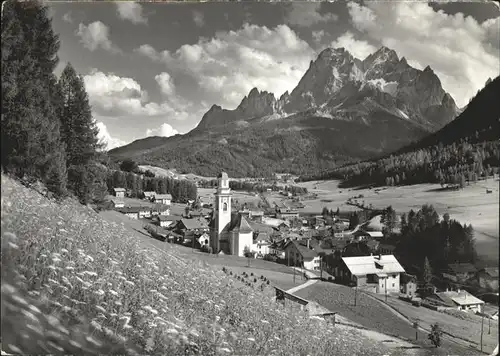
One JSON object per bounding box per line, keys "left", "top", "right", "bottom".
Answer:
{"left": 60, "top": 248, "right": 69, "bottom": 254}
{"left": 108, "top": 289, "right": 119, "bottom": 297}
{"left": 125, "top": 280, "right": 135, "bottom": 287}
{"left": 247, "top": 337, "right": 255, "bottom": 342}
{"left": 94, "top": 289, "right": 105, "bottom": 297}
{"left": 95, "top": 305, "right": 106, "bottom": 313}
{"left": 166, "top": 328, "right": 179, "bottom": 335}
{"left": 84, "top": 271, "right": 98, "bottom": 277}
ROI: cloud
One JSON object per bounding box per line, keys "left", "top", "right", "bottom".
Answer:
{"left": 96, "top": 121, "right": 127, "bottom": 150}
{"left": 330, "top": 31, "right": 376, "bottom": 60}
{"left": 312, "top": 30, "right": 325, "bottom": 45}
{"left": 146, "top": 123, "right": 179, "bottom": 138}
{"left": 134, "top": 44, "right": 161, "bottom": 61}
{"left": 62, "top": 11, "right": 73, "bottom": 24}
{"left": 116, "top": 2, "right": 147, "bottom": 25}
{"left": 347, "top": 1, "right": 500, "bottom": 107}
{"left": 155, "top": 72, "right": 175, "bottom": 96}
{"left": 83, "top": 70, "right": 196, "bottom": 124}
{"left": 76, "top": 21, "right": 121, "bottom": 54}
{"left": 193, "top": 10, "right": 204, "bottom": 27}
{"left": 137, "top": 24, "right": 315, "bottom": 109}
{"left": 285, "top": 3, "right": 338, "bottom": 27}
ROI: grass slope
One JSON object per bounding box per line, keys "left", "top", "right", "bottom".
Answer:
{"left": 1, "top": 174, "right": 401, "bottom": 356}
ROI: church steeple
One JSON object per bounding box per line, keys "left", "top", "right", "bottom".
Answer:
{"left": 211, "top": 172, "right": 232, "bottom": 253}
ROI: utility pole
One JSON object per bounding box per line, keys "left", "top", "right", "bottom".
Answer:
{"left": 293, "top": 261, "right": 296, "bottom": 284}
{"left": 354, "top": 278, "right": 358, "bottom": 307}
{"left": 480, "top": 314, "right": 484, "bottom": 353}
{"left": 385, "top": 277, "right": 388, "bottom": 302}
{"left": 488, "top": 316, "right": 491, "bottom": 335}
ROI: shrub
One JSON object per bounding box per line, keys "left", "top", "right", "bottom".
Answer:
{"left": 428, "top": 323, "right": 443, "bottom": 348}
{"left": 267, "top": 280, "right": 270, "bottom": 285}
{"left": 250, "top": 272, "right": 254, "bottom": 276}
{"left": 254, "top": 278, "right": 257, "bottom": 283}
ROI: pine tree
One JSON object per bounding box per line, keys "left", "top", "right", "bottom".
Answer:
{"left": 2, "top": 0, "right": 68, "bottom": 196}
{"left": 422, "top": 256, "right": 433, "bottom": 287}
{"left": 57, "top": 63, "right": 104, "bottom": 203}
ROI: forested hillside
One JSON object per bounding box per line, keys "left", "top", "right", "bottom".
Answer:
{"left": 299, "top": 77, "right": 500, "bottom": 187}
{"left": 2, "top": 1, "right": 108, "bottom": 203}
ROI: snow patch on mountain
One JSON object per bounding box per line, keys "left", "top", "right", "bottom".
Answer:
{"left": 368, "top": 79, "right": 398, "bottom": 96}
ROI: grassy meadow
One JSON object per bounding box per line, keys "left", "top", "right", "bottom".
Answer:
{"left": 1, "top": 174, "right": 408, "bottom": 356}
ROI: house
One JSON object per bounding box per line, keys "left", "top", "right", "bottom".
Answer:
{"left": 143, "top": 191, "right": 156, "bottom": 200}
{"left": 113, "top": 187, "right": 126, "bottom": 198}
{"left": 252, "top": 232, "right": 271, "bottom": 257}
{"left": 179, "top": 218, "right": 209, "bottom": 237}
{"left": 336, "top": 255, "right": 406, "bottom": 294}
{"left": 378, "top": 243, "right": 397, "bottom": 255}
{"left": 136, "top": 206, "right": 150, "bottom": 218}
{"left": 284, "top": 240, "right": 320, "bottom": 271}
{"left": 276, "top": 207, "right": 300, "bottom": 221}
{"left": 151, "top": 203, "right": 170, "bottom": 216}
{"left": 249, "top": 210, "right": 264, "bottom": 222}
{"left": 400, "top": 273, "right": 418, "bottom": 297}
{"left": 153, "top": 194, "right": 172, "bottom": 205}
{"left": 197, "top": 232, "right": 210, "bottom": 248}
{"left": 443, "top": 263, "right": 478, "bottom": 283}
{"left": 110, "top": 199, "right": 124, "bottom": 208}
{"left": 477, "top": 267, "right": 499, "bottom": 292}
{"left": 435, "top": 290, "right": 485, "bottom": 313}
{"left": 156, "top": 215, "right": 177, "bottom": 228}
{"left": 116, "top": 207, "right": 141, "bottom": 219}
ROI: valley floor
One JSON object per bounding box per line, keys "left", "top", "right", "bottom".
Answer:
{"left": 294, "top": 178, "right": 499, "bottom": 265}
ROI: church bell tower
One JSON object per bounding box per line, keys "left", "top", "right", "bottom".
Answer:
{"left": 214, "top": 172, "right": 232, "bottom": 251}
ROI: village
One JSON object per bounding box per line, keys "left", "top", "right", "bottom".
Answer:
{"left": 106, "top": 171, "right": 499, "bottom": 342}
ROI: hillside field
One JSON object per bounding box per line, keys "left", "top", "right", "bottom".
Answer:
{"left": 295, "top": 179, "right": 499, "bottom": 265}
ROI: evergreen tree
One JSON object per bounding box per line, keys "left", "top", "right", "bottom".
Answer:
{"left": 57, "top": 63, "right": 103, "bottom": 203}
{"left": 422, "top": 256, "right": 433, "bottom": 287}
{"left": 2, "top": 0, "right": 68, "bottom": 196}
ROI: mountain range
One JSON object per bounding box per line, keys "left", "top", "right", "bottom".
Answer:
{"left": 109, "top": 46, "right": 461, "bottom": 177}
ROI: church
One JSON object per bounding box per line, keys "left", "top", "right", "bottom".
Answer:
{"left": 209, "top": 172, "right": 255, "bottom": 257}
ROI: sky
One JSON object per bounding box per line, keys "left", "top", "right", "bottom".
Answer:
{"left": 48, "top": 1, "right": 500, "bottom": 150}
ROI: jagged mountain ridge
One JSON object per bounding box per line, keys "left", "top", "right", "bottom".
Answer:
{"left": 195, "top": 46, "right": 458, "bottom": 133}
{"left": 110, "top": 45, "right": 460, "bottom": 177}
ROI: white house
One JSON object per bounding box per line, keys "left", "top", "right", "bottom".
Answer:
{"left": 143, "top": 191, "right": 156, "bottom": 200}
{"left": 436, "top": 290, "right": 485, "bottom": 313}
{"left": 117, "top": 207, "right": 140, "bottom": 219}
{"left": 157, "top": 215, "right": 176, "bottom": 228}
{"left": 110, "top": 199, "right": 124, "bottom": 208}
{"left": 252, "top": 232, "right": 271, "bottom": 257}
{"left": 113, "top": 187, "right": 126, "bottom": 198}
{"left": 338, "top": 255, "right": 406, "bottom": 294}
{"left": 197, "top": 232, "right": 210, "bottom": 249}
{"left": 138, "top": 206, "right": 152, "bottom": 219}
{"left": 153, "top": 194, "right": 172, "bottom": 205}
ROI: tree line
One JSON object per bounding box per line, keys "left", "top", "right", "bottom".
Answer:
{"left": 300, "top": 140, "right": 499, "bottom": 188}
{"left": 198, "top": 179, "right": 308, "bottom": 195}
{"left": 106, "top": 170, "right": 197, "bottom": 203}
{"left": 388, "top": 204, "right": 477, "bottom": 279}
{"left": 2, "top": 1, "right": 108, "bottom": 204}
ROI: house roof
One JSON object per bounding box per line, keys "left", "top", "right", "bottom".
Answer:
{"left": 342, "top": 255, "right": 405, "bottom": 276}
{"left": 250, "top": 210, "right": 264, "bottom": 216}
{"left": 154, "top": 194, "right": 172, "bottom": 200}
{"left": 114, "top": 188, "right": 126, "bottom": 192}
{"left": 152, "top": 203, "right": 170, "bottom": 211}
{"left": 400, "top": 273, "right": 417, "bottom": 283}
{"left": 286, "top": 240, "right": 318, "bottom": 260}
{"left": 158, "top": 215, "right": 177, "bottom": 221}
{"left": 365, "top": 231, "right": 384, "bottom": 238}
{"left": 248, "top": 221, "right": 274, "bottom": 234}
{"left": 448, "top": 263, "right": 477, "bottom": 274}
{"left": 111, "top": 198, "right": 124, "bottom": 204}
{"left": 117, "top": 207, "right": 141, "bottom": 214}
{"left": 144, "top": 191, "right": 156, "bottom": 196}
{"left": 180, "top": 218, "right": 208, "bottom": 230}
{"left": 254, "top": 232, "right": 270, "bottom": 242}
{"left": 438, "top": 291, "right": 484, "bottom": 306}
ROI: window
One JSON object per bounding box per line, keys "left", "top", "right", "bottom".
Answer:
{"left": 392, "top": 283, "right": 395, "bottom": 288}
{"left": 223, "top": 202, "right": 227, "bottom": 211}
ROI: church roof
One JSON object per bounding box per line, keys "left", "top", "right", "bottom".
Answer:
{"left": 233, "top": 215, "right": 253, "bottom": 234}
